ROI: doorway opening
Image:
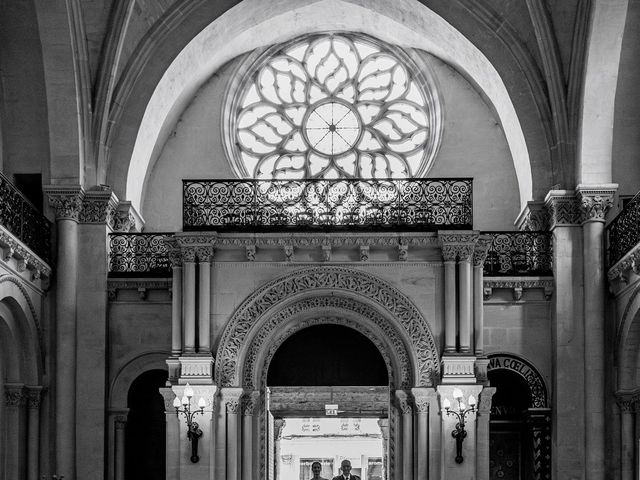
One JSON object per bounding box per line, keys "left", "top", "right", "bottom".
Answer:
{"left": 267, "top": 324, "right": 389, "bottom": 480}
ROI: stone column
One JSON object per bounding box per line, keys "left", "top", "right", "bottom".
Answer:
{"left": 4, "top": 384, "right": 27, "bottom": 479}
{"left": 545, "top": 190, "right": 586, "bottom": 479}
{"left": 526, "top": 408, "right": 552, "bottom": 480}
{"left": 395, "top": 390, "right": 413, "bottom": 480}
{"left": 183, "top": 248, "right": 197, "bottom": 353}
{"left": 412, "top": 388, "right": 430, "bottom": 480}
{"left": 26, "top": 386, "right": 43, "bottom": 480}
{"left": 616, "top": 397, "right": 634, "bottom": 480}
{"left": 377, "top": 418, "right": 389, "bottom": 480}
{"left": 214, "top": 391, "right": 227, "bottom": 480}
{"left": 222, "top": 388, "right": 244, "bottom": 480}
{"left": 196, "top": 247, "right": 213, "bottom": 353}
{"left": 45, "top": 186, "right": 84, "bottom": 480}
{"left": 160, "top": 388, "right": 180, "bottom": 480}
{"left": 168, "top": 244, "right": 183, "bottom": 355}
{"left": 458, "top": 247, "right": 473, "bottom": 353}
{"left": 242, "top": 391, "right": 260, "bottom": 480}
{"left": 476, "top": 387, "right": 496, "bottom": 480}
{"left": 114, "top": 416, "right": 127, "bottom": 480}
{"left": 577, "top": 185, "right": 616, "bottom": 480}
{"left": 441, "top": 245, "right": 457, "bottom": 353}
{"left": 472, "top": 236, "right": 491, "bottom": 355}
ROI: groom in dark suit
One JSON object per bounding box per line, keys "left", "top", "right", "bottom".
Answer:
{"left": 332, "top": 459, "right": 360, "bottom": 480}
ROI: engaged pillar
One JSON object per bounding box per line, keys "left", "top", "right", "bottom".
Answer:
{"left": 395, "top": 390, "right": 413, "bottom": 480}
{"left": 412, "top": 388, "right": 431, "bottom": 480}
{"left": 182, "top": 249, "right": 197, "bottom": 353}
{"left": 45, "top": 186, "right": 84, "bottom": 480}
{"left": 26, "top": 386, "right": 43, "bottom": 480}
{"left": 197, "top": 247, "right": 213, "bottom": 353}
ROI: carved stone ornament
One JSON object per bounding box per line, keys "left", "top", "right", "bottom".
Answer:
{"left": 106, "top": 279, "right": 171, "bottom": 300}
{"left": 242, "top": 391, "right": 260, "bottom": 416}
{"left": 576, "top": 186, "right": 616, "bottom": 223}
{"left": 322, "top": 244, "right": 332, "bottom": 262}
{"left": 80, "top": 189, "right": 119, "bottom": 226}
{"left": 176, "top": 233, "right": 217, "bottom": 263}
{"left": 478, "top": 386, "right": 496, "bottom": 413}
{"left": 284, "top": 244, "right": 294, "bottom": 262}
{"left": 411, "top": 388, "right": 432, "bottom": 414}
{"left": 472, "top": 235, "right": 492, "bottom": 267}
{"left": 395, "top": 390, "right": 413, "bottom": 415}
{"left": 4, "top": 384, "right": 26, "bottom": 407}
{"left": 359, "top": 245, "right": 369, "bottom": 262}
{"left": 115, "top": 416, "right": 127, "bottom": 429}
{"left": 544, "top": 190, "right": 580, "bottom": 228}
{"left": 398, "top": 241, "right": 408, "bottom": 262}
{"left": 26, "top": 386, "right": 43, "bottom": 409}
{"left": 246, "top": 245, "right": 256, "bottom": 262}
{"left": 215, "top": 266, "right": 439, "bottom": 387}
{"left": 438, "top": 231, "right": 479, "bottom": 262}
{"left": 44, "top": 186, "right": 85, "bottom": 221}
{"left": 608, "top": 247, "right": 640, "bottom": 282}
{"left": 517, "top": 201, "right": 550, "bottom": 232}
{"left": 195, "top": 246, "right": 214, "bottom": 262}
{"left": 483, "top": 278, "right": 554, "bottom": 301}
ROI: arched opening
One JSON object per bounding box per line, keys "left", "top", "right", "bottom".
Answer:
{"left": 267, "top": 324, "right": 388, "bottom": 480}
{"left": 267, "top": 324, "right": 388, "bottom": 386}
{"left": 125, "top": 369, "right": 168, "bottom": 480}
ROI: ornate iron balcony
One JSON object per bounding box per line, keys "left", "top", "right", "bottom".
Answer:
{"left": 607, "top": 192, "right": 640, "bottom": 266}
{"left": 109, "top": 233, "right": 173, "bottom": 276}
{"left": 183, "top": 178, "right": 473, "bottom": 231}
{"left": 0, "top": 172, "right": 51, "bottom": 262}
{"left": 483, "top": 232, "right": 553, "bottom": 276}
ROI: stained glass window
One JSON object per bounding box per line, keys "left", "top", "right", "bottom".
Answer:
{"left": 225, "top": 33, "right": 441, "bottom": 180}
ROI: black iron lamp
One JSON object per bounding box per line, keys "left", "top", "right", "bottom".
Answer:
{"left": 443, "top": 388, "right": 477, "bottom": 464}
{"left": 173, "top": 383, "right": 206, "bottom": 463}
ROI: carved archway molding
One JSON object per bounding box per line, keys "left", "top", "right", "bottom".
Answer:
{"left": 215, "top": 266, "right": 439, "bottom": 387}
{"left": 487, "top": 352, "right": 548, "bottom": 408}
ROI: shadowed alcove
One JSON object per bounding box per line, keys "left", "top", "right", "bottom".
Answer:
{"left": 267, "top": 324, "right": 388, "bottom": 386}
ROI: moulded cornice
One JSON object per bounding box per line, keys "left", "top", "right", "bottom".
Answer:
{"left": 0, "top": 225, "right": 52, "bottom": 280}
{"left": 483, "top": 276, "right": 554, "bottom": 301}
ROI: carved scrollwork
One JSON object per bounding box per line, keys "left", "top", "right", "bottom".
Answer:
{"left": 216, "top": 266, "right": 439, "bottom": 387}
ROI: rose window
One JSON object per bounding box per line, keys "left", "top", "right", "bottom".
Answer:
{"left": 225, "top": 33, "right": 442, "bottom": 179}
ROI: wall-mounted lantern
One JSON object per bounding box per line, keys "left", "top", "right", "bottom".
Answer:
{"left": 442, "top": 388, "right": 476, "bottom": 464}
{"left": 173, "top": 383, "right": 206, "bottom": 463}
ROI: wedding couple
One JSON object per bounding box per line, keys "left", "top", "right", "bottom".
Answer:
{"left": 311, "top": 459, "right": 359, "bottom": 480}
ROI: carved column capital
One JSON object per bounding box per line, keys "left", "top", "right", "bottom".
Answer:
{"left": 80, "top": 188, "right": 119, "bottom": 227}
{"left": 195, "top": 246, "right": 214, "bottom": 263}
{"left": 472, "top": 235, "right": 492, "bottom": 267}
{"left": 576, "top": 184, "right": 617, "bottom": 223}
{"left": 394, "top": 390, "right": 413, "bottom": 415}
{"left": 26, "top": 386, "right": 44, "bottom": 409}
{"left": 438, "top": 231, "right": 479, "bottom": 262}
{"left": 221, "top": 387, "right": 244, "bottom": 414}
{"left": 242, "top": 390, "right": 261, "bottom": 416}
{"left": 4, "top": 383, "right": 26, "bottom": 407}
{"left": 516, "top": 201, "right": 549, "bottom": 231}
{"left": 478, "top": 387, "right": 496, "bottom": 414}
{"left": 44, "top": 185, "right": 85, "bottom": 221}
{"left": 274, "top": 418, "right": 287, "bottom": 440}
{"left": 411, "top": 387, "right": 433, "bottom": 414}
{"left": 115, "top": 416, "right": 128, "bottom": 429}
{"left": 544, "top": 190, "right": 581, "bottom": 228}
{"left": 112, "top": 201, "right": 143, "bottom": 232}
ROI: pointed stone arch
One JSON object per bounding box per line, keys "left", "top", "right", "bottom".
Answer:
{"left": 215, "top": 266, "right": 439, "bottom": 388}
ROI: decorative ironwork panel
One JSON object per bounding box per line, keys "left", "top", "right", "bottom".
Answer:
{"left": 608, "top": 192, "right": 640, "bottom": 266}
{"left": 483, "top": 232, "right": 552, "bottom": 276}
{"left": 183, "top": 178, "right": 472, "bottom": 231}
{"left": 0, "top": 172, "right": 51, "bottom": 262}
{"left": 109, "top": 233, "right": 172, "bottom": 276}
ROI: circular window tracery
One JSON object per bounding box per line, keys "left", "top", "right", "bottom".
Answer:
{"left": 225, "top": 33, "right": 442, "bottom": 179}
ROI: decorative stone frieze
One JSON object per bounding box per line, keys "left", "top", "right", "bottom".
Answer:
{"left": 106, "top": 278, "right": 171, "bottom": 300}
{"left": 178, "top": 356, "right": 215, "bottom": 384}
{"left": 4, "top": 383, "right": 26, "bottom": 407}
{"left": 576, "top": 184, "right": 617, "bottom": 223}
{"left": 483, "top": 277, "right": 554, "bottom": 301}
{"left": 45, "top": 185, "right": 85, "bottom": 221}
{"left": 79, "top": 188, "right": 119, "bottom": 227}
{"left": 441, "top": 356, "right": 477, "bottom": 384}
{"left": 216, "top": 266, "right": 439, "bottom": 387}
{"left": 544, "top": 190, "right": 581, "bottom": 228}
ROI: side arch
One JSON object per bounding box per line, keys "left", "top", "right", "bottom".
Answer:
{"left": 109, "top": 350, "right": 170, "bottom": 410}
{"left": 487, "top": 352, "right": 549, "bottom": 408}
{"left": 215, "top": 266, "right": 439, "bottom": 387}
{"left": 616, "top": 283, "right": 640, "bottom": 390}
{"left": 0, "top": 275, "right": 43, "bottom": 384}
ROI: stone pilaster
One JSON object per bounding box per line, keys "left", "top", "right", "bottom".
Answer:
{"left": 472, "top": 235, "right": 491, "bottom": 356}
{"left": 221, "top": 387, "right": 244, "bottom": 480}
{"left": 616, "top": 391, "right": 638, "bottom": 480}
{"left": 242, "top": 391, "right": 260, "bottom": 480}
{"left": 26, "top": 386, "right": 43, "bottom": 480}
{"left": 45, "top": 185, "right": 84, "bottom": 480}
{"left": 476, "top": 387, "right": 495, "bottom": 480}
{"left": 394, "top": 390, "right": 413, "bottom": 480}
{"left": 4, "top": 383, "right": 27, "bottom": 480}
{"left": 412, "top": 388, "right": 431, "bottom": 480}
{"left": 114, "top": 416, "right": 127, "bottom": 480}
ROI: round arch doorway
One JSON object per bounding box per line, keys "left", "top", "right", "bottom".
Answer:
{"left": 267, "top": 324, "right": 389, "bottom": 480}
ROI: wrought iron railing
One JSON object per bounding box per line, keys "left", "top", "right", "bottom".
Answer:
{"left": 607, "top": 191, "right": 640, "bottom": 266}
{"left": 109, "top": 233, "right": 173, "bottom": 276}
{"left": 483, "top": 232, "right": 553, "bottom": 276}
{"left": 183, "top": 178, "right": 473, "bottom": 231}
{"left": 0, "top": 172, "right": 51, "bottom": 262}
